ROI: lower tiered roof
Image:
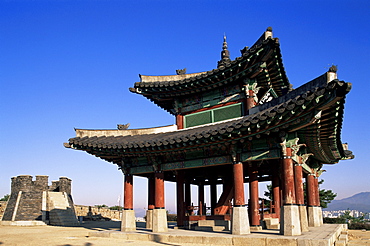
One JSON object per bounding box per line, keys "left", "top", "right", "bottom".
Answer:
{"left": 65, "top": 71, "right": 353, "bottom": 174}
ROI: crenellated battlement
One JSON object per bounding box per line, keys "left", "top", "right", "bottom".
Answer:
{"left": 1, "top": 175, "right": 77, "bottom": 225}
{"left": 10, "top": 175, "right": 72, "bottom": 194}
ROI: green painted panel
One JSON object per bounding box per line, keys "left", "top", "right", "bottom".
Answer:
{"left": 241, "top": 149, "right": 280, "bottom": 161}
{"left": 202, "top": 156, "right": 231, "bottom": 166}
{"left": 185, "top": 110, "right": 212, "bottom": 128}
{"left": 184, "top": 103, "right": 242, "bottom": 128}
{"left": 162, "top": 161, "right": 185, "bottom": 171}
{"left": 185, "top": 159, "right": 202, "bottom": 168}
{"left": 130, "top": 165, "right": 153, "bottom": 174}
{"left": 213, "top": 103, "right": 242, "bottom": 122}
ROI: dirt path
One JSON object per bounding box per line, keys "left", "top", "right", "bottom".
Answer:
{"left": 0, "top": 221, "right": 177, "bottom": 246}
{"left": 0, "top": 221, "right": 369, "bottom": 246}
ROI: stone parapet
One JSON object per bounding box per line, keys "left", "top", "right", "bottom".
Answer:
{"left": 74, "top": 205, "right": 122, "bottom": 221}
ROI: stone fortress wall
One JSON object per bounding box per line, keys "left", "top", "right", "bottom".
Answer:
{"left": 1, "top": 175, "right": 78, "bottom": 225}
{"left": 0, "top": 202, "right": 122, "bottom": 221}
{"left": 0, "top": 175, "right": 122, "bottom": 222}
{"left": 74, "top": 205, "right": 122, "bottom": 221}
{"left": 0, "top": 201, "right": 6, "bottom": 220}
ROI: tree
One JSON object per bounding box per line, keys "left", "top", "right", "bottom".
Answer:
{"left": 109, "top": 205, "right": 123, "bottom": 211}
{"left": 264, "top": 179, "right": 336, "bottom": 208}
{"left": 318, "top": 180, "right": 337, "bottom": 208}
{"left": 95, "top": 204, "right": 108, "bottom": 208}
{"left": 0, "top": 194, "right": 10, "bottom": 201}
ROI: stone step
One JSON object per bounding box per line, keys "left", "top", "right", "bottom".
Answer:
{"left": 48, "top": 191, "right": 78, "bottom": 226}
{"left": 198, "top": 220, "right": 229, "bottom": 227}
{"left": 263, "top": 218, "right": 280, "bottom": 230}
{"left": 48, "top": 192, "right": 70, "bottom": 209}
{"left": 194, "top": 225, "right": 228, "bottom": 232}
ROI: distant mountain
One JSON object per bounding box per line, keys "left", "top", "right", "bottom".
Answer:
{"left": 135, "top": 208, "right": 146, "bottom": 218}
{"left": 324, "top": 192, "right": 370, "bottom": 213}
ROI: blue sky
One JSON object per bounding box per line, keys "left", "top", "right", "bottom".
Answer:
{"left": 1, "top": 1, "right": 369, "bottom": 213}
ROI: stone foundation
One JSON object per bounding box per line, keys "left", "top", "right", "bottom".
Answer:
{"left": 121, "top": 209, "right": 136, "bottom": 232}
{"left": 298, "top": 205, "right": 309, "bottom": 232}
{"left": 145, "top": 209, "right": 153, "bottom": 229}
{"left": 308, "top": 206, "right": 322, "bottom": 227}
{"left": 152, "top": 209, "right": 168, "bottom": 232}
{"left": 280, "top": 205, "right": 301, "bottom": 236}
{"left": 231, "top": 206, "right": 250, "bottom": 235}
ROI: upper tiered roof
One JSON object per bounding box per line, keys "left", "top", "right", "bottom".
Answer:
{"left": 129, "top": 28, "right": 291, "bottom": 114}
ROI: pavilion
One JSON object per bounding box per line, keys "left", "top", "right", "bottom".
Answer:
{"left": 65, "top": 27, "right": 353, "bottom": 236}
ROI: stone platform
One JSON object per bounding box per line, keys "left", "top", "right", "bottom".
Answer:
{"left": 90, "top": 223, "right": 348, "bottom": 246}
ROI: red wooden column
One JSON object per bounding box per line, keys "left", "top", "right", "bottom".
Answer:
{"left": 306, "top": 173, "right": 321, "bottom": 227}
{"left": 294, "top": 164, "right": 304, "bottom": 205}
{"left": 306, "top": 174, "right": 316, "bottom": 207}
{"left": 272, "top": 173, "right": 280, "bottom": 217}
{"left": 124, "top": 174, "right": 133, "bottom": 210}
{"left": 280, "top": 146, "right": 302, "bottom": 235}
{"left": 176, "top": 114, "right": 184, "bottom": 129}
{"left": 282, "top": 147, "right": 296, "bottom": 205}
{"left": 148, "top": 176, "right": 155, "bottom": 210}
{"left": 155, "top": 171, "right": 165, "bottom": 209}
{"left": 198, "top": 180, "right": 205, "bottom": 216}
{"left": 152, "top": 170, "right": 168, "bottom": 232}
{"left": 121, "top": 173, "right": 136, "bottom": 232}
{"left": 314, "top": 176, "right": 320, "bottom": 207}
{"left": 248, "top": 163, "right": 260, "bottom": 226}
{"left": 232, "top": 160, "right": 250, "bottom": 235}
{"left": 294, "top": 163, "right": 309, "bottom": 232}
{"left": 233, "top": 162, "right": 245, "bottom": 206}
{"left": 176, "top": 171, "right": 185, "bottom": 227}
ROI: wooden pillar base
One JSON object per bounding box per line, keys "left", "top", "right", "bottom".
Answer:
{"left": 231, "top": 206, "right": 250, "bottom": 235}
{"left": 121, "top": 209, "right": 136, "bottom": 232}
{"left": 145, "top": 209, "right": 153, "bottom": 229}
{"left": 280, "top": 205, "right": 301, "bottom": 236}
{"left": 152, "top": 208, "right": 168, "bottom": 232}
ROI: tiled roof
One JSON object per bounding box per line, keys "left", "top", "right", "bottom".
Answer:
{"left": 67, "top": 74, "right": 352, "bottom": 165}
{"left": 129, "top": 33, "right": 291, "bottom": 114}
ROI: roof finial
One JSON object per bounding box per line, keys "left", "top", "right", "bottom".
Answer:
{"left": 218, "top": 34, "right": 231, "bottom": 68}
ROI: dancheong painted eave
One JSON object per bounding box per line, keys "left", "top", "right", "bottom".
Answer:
{"left": 65, "top": 73, "right": 354, "bottom": 168}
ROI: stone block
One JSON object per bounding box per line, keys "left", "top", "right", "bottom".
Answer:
{"left": 149, "top": 234, "right": 170, "bottom": 244}
{"left": 109, "top": 231, "right": 128, "bottom": 239}
{"left": 231, "top": 206, "right": 250, "bottom": 235}
{"left": 121, "top": 210, "right": 136, "bottom": 232}
{"left": 126, "top": 233, "right": 150, "bottom": 241}
{"left": 338, "top": 234, "right": 348, "bottom": 243}
{"left": 308, "top": 207, "right": 321, "bottom": 227}
{"left": 280, "top": 205, "right": 301, "bottom": 236}
{"left": 250, "top": 225, "right": 263, "bottom": 231}
{"left": 152, "top": 208, "right": 167, "bottom": 232}
{"left": 266, "top": 238, "right": 297, "bottom": 246}
{"left": 299, "top": 205, "right": 309, "bottom": 232}
{"left": 145, "top": 209, "right": 153, "bottom": 229}
{"left": 202, "top": 236, "right": 233, "bottom": 245}
{"left": 233, "top": 236, "right": 266, "bottom": 246}
{"left": 335, "top": 240, "right": 346, "bottom": 246}
{"left": 168, "top": 234, "right": 203, "bottom": 244}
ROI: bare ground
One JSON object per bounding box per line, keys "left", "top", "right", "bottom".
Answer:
{"left": 0, "top": 221, "right": 369, "bottom": 246}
